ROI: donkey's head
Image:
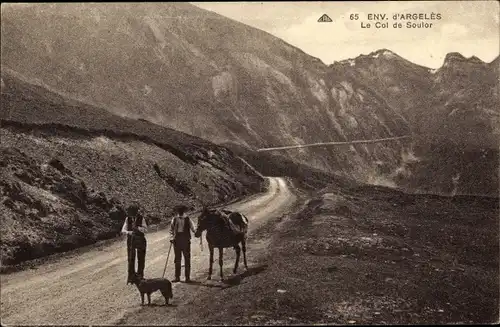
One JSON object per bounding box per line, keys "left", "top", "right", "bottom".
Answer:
{"left": 194, "top": 206, "right": 216, "bottom": 237}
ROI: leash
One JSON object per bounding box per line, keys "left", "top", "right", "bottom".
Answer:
{"left": 162, "top": 241, "right": 173, "bottom": 278}
{"left": 162, "top": 216, "right": 178, "bottom": 278}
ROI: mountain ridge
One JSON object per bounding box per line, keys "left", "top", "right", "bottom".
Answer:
{"left": 333, "top": 48, "right": 497, "bottom": 70}
{"left": 1, "top": 2, "right": 497, "bottom": 196}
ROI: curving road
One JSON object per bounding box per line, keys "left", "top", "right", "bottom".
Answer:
{"left": 0, "top": 177, "right": 297, "bottom": 326}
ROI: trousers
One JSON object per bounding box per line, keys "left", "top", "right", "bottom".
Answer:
{"left": 173, "top": 234, "right": 191, "bottom": 279}
{"left": 127, "top": 235, "right": 147, "bottom": 280}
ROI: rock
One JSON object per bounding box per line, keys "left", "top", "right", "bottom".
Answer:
{"left": 14, "top": 169, "right": 35, "bottom": 185}
{"left": 3, "top": 198, "right": 15, "bottom": 209}
{"left": 109, "top": 205, "right": 126, "bottom": 222}
{"left": 48, "top": 158, "right": 73, "bottom": 176}
{"left": 89, "top": 191, "right": 110, "bottom": 210}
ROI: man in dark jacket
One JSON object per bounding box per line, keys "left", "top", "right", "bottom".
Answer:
{"left": 121, "top": 203, "right": 148, "bottom": 284}
{"left": 170, "top": 205, "right": 196, "bottom": 283}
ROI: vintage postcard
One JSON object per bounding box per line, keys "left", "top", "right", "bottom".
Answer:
{"left": 1, "top": 1, "right": 498, "bottom": 325}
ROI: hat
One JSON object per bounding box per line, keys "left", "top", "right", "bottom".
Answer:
{"left": 173, "top": 205, "right": 189, "bottom": 214}
{"left": 126, "top": 203, "right": 140, "bottom": 215}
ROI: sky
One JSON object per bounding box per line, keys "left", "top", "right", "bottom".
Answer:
{"left": 193, "top": 1, "right": 499, "bottom": 68}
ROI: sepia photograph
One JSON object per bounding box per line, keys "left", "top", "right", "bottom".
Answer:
{"left": 0, "top": 1, "right": 498, "bottom": 325}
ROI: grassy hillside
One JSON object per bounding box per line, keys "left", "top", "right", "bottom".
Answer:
{"left": 0, "top": 69, "right": 265, "bottom": 268}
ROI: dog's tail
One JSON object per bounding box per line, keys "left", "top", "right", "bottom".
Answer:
{"left": 168, "top": 282, "right": 173, "bottom": 298}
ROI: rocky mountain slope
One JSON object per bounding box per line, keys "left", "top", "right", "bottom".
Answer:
{"left": 1, "top": 3, "right": 498, "bottom": 196}
{"left": 0, "top": 3, "right": 411, "bottom": 184}
{"left": 331, "top": 50, "right": 499, "bottom": 196}
{"left": 0, "top": 69, "right": 264, "bottom": 267}
{"left": 331, "top": 50, "right": 499, "bottom": 148}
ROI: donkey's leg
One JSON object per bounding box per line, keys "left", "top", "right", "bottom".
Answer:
{"left": 218, "top": 247, "right": 224, "bottom": 281}
{"left": 208, "top": 245, "right": 214, "bottom": 280}
{"left": 233, "top": 244, "right": 241, "bottom": 274}
{"left": 242, "top": 237, "right": 248, "bottom": 270}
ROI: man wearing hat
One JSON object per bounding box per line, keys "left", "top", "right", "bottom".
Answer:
{"left": 121, "top": 203, "right": 148, "bottom": 284}
{"left": 170, "top": 205, "right": 196, "bottom": 283}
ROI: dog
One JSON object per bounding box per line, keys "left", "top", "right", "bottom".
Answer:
{"left": 129, "top": 273, "right": 173, "bottom": 306}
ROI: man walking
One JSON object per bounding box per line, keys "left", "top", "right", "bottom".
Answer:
{"left": 170, "top": 205, "right": 196, "bottom": 283}
{"left": 121, "top": 203, "right": 148, "bottom": 284}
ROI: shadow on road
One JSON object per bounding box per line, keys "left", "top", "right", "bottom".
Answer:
{"left": 180, "top": 264, "right": 269, "bottom": 290}
{"left": 183, "top": 280, "right": 227, "bottom": 289}
{"left": 143, "top": 303, "right": 178, "bottom": 307}
{"left": 221, "top": 264, "right": 269, "bottom": 288}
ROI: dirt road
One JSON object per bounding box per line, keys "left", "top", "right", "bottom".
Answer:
{"left": 0, "top": 177, "right": 297, "bottom": 326}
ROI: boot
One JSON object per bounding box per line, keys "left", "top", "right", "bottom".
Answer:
{"left": 185, "top": 263, "right": 191, "bottom": 283}
{"left": 173, "top": 264, "right": 181, "bottom": 283}
{"left": 126, "top": 272, "right": 134, "bottom": 285}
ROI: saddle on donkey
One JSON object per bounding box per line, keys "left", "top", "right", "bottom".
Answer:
{"left": 218, "top": 209, "right": 248, "bottom": 235}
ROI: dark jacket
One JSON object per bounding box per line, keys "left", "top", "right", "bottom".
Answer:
{"left": 122, "top": 214, "right": 148, "bottom": 247}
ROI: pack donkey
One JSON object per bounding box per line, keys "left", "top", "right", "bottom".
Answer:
{"left": 194, "top": 207, "right": 249, "bottom": 280}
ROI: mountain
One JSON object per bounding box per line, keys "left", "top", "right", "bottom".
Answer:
{"left": 404, "top": 53, "right": 499, "bottom": 196}
{"left": 0, "top": 68, "right": 264, "bottom": 266}
{"left": 331, "top": 50, "right": 499, "bottom": 195}
{"left": 0, "top": 2, "right": 411, "bottom": 183}
{"left": 331, "top": 50, "right": 499, "bottom": 148}
{"left": 426, "top": 53, "right": 499, "bottom": 147}
{"left": 330, "top": 49, "right": 434, "bottom": 119}
{"left": 1, "top": 3, "right": 498, "bottom": 196}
